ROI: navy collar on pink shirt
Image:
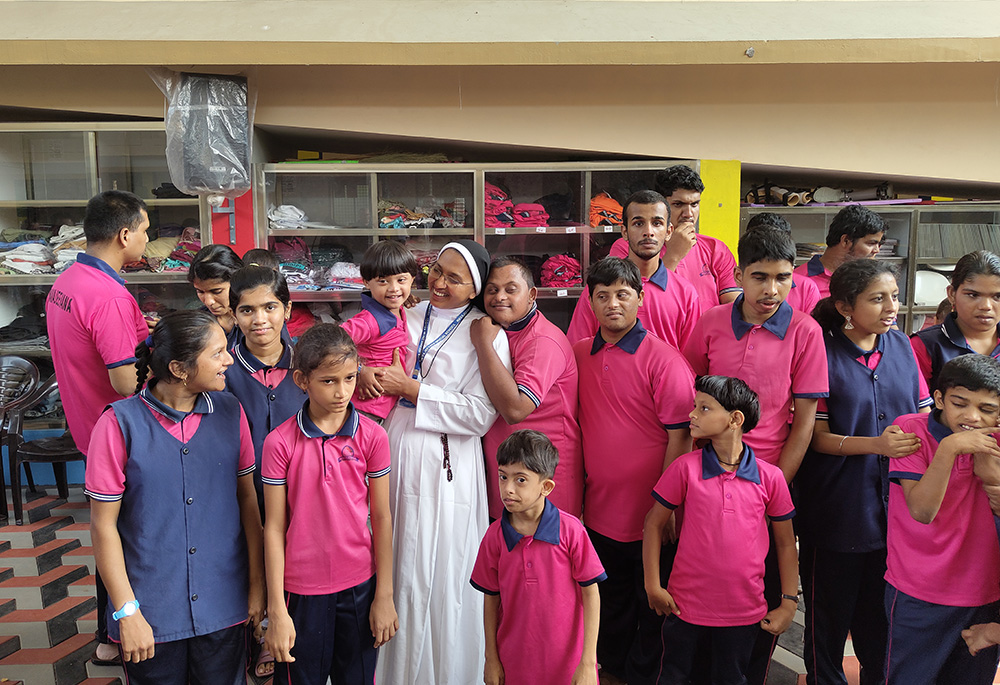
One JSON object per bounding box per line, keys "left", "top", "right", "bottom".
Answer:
{"left": 927, "top": 411, "right": 953, "bottom": 444}
{"left": 700, "top": 443, "right": 761, "bottom": 484}
{"left": 590, "top": 319, "right": 648, "bottom": 355}
{"left": 296, "top": 400, "right": 360, "bottom": 439}
{"left": 505, "top": 302, "right": 538, "bottom": 332}
{"left": 832, "top": 327, "right": 885, "bottom": 359}
{"left": 940, "top": 312, "right": 1000, "bottom": 355}
{"left": 361, "top": 293, "right": 401, "bottom": 336}
{"left": 647, "top": 260, "right": 669, "bottom": 291}
{"left": 77, "top": 252, "right": 126, "bottom": 286}
{"left": 731, "top": 294, "right": 794, "bottom": 341}
{"left": 500, "top": 498, "right": 561, "bottom": 551}
{"left": 139, "top": 386, "right": 214, "bottom": 423}
{"left": 806, "top": 254, "right": 826, "bottom": 277}
{"left": 233, "top": 339, "right": 293, "bottom": 374}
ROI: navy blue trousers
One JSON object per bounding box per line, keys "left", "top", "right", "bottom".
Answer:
{"left": 657, "top": 616, "right": 758, "bottom": 685}
{"left": 745, "top": 525, "right": 781, "bottom": 685}
{"left": 120, "top": 622, "right": 246, "bottom": 685}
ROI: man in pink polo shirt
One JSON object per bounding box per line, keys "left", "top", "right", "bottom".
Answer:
{"left": 745, "top": 212, "right": 821, "bottom": 314}
{"left": 45, "top": 189, "right": 149, "bottom": 667}
{"left": 608, "top": 165, "right": 740, "bottom": 311}
{"left": 794, "top": 204, "right": 885, "bottom": 299}
{"left": 472, "top": 257, "right": 583, "bottom": 518}
{"left": 574, "top": 256, "right": 694, "bottom": 685}
{"left": 682, "top": 228, "right": 828, "bottom": 685}
{"left": 568, "top": 189, "right": 701, "bottom": 351}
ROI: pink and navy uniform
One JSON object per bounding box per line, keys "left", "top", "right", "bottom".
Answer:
{"left": 785, "top": 276, "right": 822, "bottom": 314}
{"left": 609, "top": 234, "right": 741, "bottom": 309}
{"left": 470, "top": 499, "right": 607, "bottom": 685}
{"left": 84, "top": 388, "right": 256, "bottom": 643}
{"left": 910, "top": 312, "right": 1000, "bottom": 392}
{"left": 224, "top": 339, "right": 305, "bottom": 507}
{"left": 567, "top": 260, "right": 701, "bottom": 351}
{"left": 340, "top": 293, "right": 409, "bottom": 419}
{"left": 262, "top": 401, "right": 391, "bottom": 685}
{"left": 884, "top": 412, "right": 1000, "bottom": 685}
{"left": 45, "top": 253, "right": 147, "bottom": 455}
{"left": 794, "top": 254, "right": 832, "bottom": 299}
{"left": 683, "top": 297, "right": 829, "bottom": 466}
{"left": 483, "top": 304, "right": 583, "bottom": 518}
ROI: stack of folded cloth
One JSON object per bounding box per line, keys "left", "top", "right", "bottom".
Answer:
{"left": 540, "top": 254, "right": 582, "bottom": 287}
{"left": 268, "top": 204, "right": 309, "bottom": 230}
{"left": 589, "top": 192, "right": 622, "bottom": 228}
{"left": 1, "top": 242, "right": 56, "bottom": 273}
{"left": 485, "top": 183, "right": 514, "bottom": 228}
{"left": 325, "top": 262, "right": 364, "bottom": 289}
{"left": 512, "top": 203, "right": 550, "bottom": 228}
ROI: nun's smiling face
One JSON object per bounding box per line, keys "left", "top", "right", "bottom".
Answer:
{"left": 428, "top": 248, "right": 477, "bottom": 310}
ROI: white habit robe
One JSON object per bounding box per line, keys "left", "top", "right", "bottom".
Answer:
{"left": 377, "top": 301, "right": 512, "bottom": 685}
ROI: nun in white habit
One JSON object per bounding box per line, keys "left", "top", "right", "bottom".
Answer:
{"left": 373, "top": 240, "right": 511, "bottom": 684}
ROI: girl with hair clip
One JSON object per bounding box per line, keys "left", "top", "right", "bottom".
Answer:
{"left": 84, "top": 310, "right": 265, "bottom": 685}
{"left": 795, "top": 260, "right": 932, "bottom": 685}
{"left": 188, "top": 243, "right": 243, "bottom": 349}
{"left": 911, "top": 250, "right": 1000, "bottom": 391}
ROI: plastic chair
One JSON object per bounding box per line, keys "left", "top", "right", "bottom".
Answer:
{"left": 6, "top": 372, "right": 84, "bottom": 525}
{"left": 0, "top": 356, "right": 41, "bottom": 522}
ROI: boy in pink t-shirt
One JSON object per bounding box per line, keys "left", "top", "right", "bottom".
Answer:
{"left": 644, "top": 376, "right": 798, "bottom": 685}
{"left": 472, "top": 430, "right": 606, "bottom": 685}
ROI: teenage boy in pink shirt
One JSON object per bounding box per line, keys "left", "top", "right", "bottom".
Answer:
{"left": 472, "top": 430, "right": 606, "bottom": 685}
{"left": 568, "top": 190, "right": 701, "bottom": 351}
{"left": 45, "top": 189, "right": 150, "bottom": 667}
{"left": 644, "top": 375, "right": 798, "bottom": 685}
{"left": 473, "top": 257, "right": 583, "bottom": 518}
{"left": 884, "top": 354, "right": 1000, "bottom": 685}
{"left": 794, "top": 204, "right": 885, "bottom": 299}
{"left": 574, "top": 256, "right": 694, "bottom": 685}
{"left": 744, "top": 212, "right": 821, "bottom": 314}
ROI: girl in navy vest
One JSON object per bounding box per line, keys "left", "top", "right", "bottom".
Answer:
{"left": 84, "top": 310, "right": 265, "bottom": 685}
{"left": 224, "top": 265, "right": 307, "bottom": 515}
{"left": 188, "top": 244, "right": 243, "bottom": 349}
{"left": 911, "top": 250, "right": 1000, "bottom": 392}
{"left": 795, "top": 260, "right": 932, "bottom": 685}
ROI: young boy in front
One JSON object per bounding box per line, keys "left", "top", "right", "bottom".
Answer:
{"left": 574, "top": 256, "right": 695, "bottom": 685}
{"left": 644, "top": 375, "right": 798, "bottom": 685}
{"left": 884, "top": 354, "right": 1000, "bottom": 684}
{"left": 682, "top": 228, "right": 827, "bottom": 685}
{"left": 471, "top": 430, "right": 606, "bottom": 685}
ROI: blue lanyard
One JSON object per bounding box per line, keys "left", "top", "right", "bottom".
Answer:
{"left": 413, "top": 304, "right": 473, "bottom": 378}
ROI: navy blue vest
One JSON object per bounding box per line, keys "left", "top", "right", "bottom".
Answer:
{"left": 109, "top": 390, "right": 248, "bottom": 642}
{"left": 911, "top": 313, "right": 1000, "bottom": 392}
{"left": 795, "top": 328, "right": 924, "bottom": 553}
{"left": 224, "top": 340, "right": 305, "bottom": 504}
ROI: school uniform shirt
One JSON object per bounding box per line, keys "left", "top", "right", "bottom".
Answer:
{"left": 609, "top": 234, "right": 741, "bottom": 310}
{"left": 470, "top": 499, "right": 607, "bottom": 685}
{"left": 910, "top": 312, "right": 1000, "bottom": 392}
{"left": 652, "top": 444, "right": 794, "bottom": 627}
{"left": 340, "top": 293, "right": 409, "bottom": 419}
{"left": 261, "top": 401, "right": 390, "bottom": 595}
{"left": 566, "top": 260, "right": 701, "bottom": 351}
{"left": 84, "top": 388, "right": 256, "bottom": 642}
{"left": 886, "top": 412, "right": 1000, "bottom": 607}
{"left": 575, "top": 320, "right": 695, "bottom": 542}
{"left": 794, "top": 254, "right": 833, "bottom": 299}
{"left": 683, "top": 297, "right": 829, "bottom": 466}
{"left": 45, "top": 253, "right": 148, "bottom": 456}
{"left": 483, "top": 305, "right": 584, "bottom": 519}
{"left": 796, "top": 329, "right": 933, "bottom": 553}
{"left": 785, "top": 276, "right": 822, "bottom": 314}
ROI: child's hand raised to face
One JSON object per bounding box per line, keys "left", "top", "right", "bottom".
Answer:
{"left": 940, "top": 427, "right": 1000, "bottom": 461}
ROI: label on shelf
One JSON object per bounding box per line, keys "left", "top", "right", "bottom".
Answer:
{"left": 495, "top": 227, "right": 506, "bottom": 235}
{"left": 557, "top": 289, "right": 568, "bottom": 297}
{"left": 536, "top": 226, "right": 547, "bottom": 233}
{"left": 566, "top": 226, "right": 576, "bottom": 234}
{"left": 604, "top": 226, "right": 614, "bottom": 233}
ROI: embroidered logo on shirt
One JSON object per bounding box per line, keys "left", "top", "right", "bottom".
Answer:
{"left": 339, "top": 446, "right": 360, "bottom": 463}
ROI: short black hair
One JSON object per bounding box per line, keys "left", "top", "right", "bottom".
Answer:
{"left": 825, "top": 205, "right": 887, "bottom": 247}
{"left": 622, "top": 189, "right": 668, "bottom": 226}
{"left": 83, "top": 190, "right": 148, "bottom": 244}
{"left": 489, "top": 256, "right": 535, "bottom": 289}
{"left": 241, "top": 248, "right": 280, "bottom": 270}
{"left": 496, "top": 429, "right": 559, "bottom": 480}
{"left": 229, "top": 265, "right": 291, "bottom": 312}
{"left": 360, "top": 240, "right": 420, "bottom": 281}
{"left": 937, "top": 354, "right": 1000, "bottom": 399}
{"left": 134, "top": 310, "right": 218, "bottom": 393}
{"left": 294, "top": 323, "right": 359, "bottom": 376}
{"left": 737, "top": 227, "right": 795, "bottom": 268}
{"left": 951, "top": 250, "right": 1000, "bottom": 290}
{"left": 746, "top": 212, "right": 792, "bottom": 234}
{"left": 586, "top": 256, "right": 643, "bottom": 297}
{"left": 655, "top": 165, "right": 705, "bottom": 196}
{"left": 188, "top": 244, "right": 243, "bottom": 283}
{"left": 695, "top": 375, "right": 761, "bottom": 433}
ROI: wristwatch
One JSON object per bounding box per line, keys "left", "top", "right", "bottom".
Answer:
{"left": 781, "top": 593, "right": 799, "bottom": 603}
{"left": 112, "top": 599, "right": 140, "bottom": 621}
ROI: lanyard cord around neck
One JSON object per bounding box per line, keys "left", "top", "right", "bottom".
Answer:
{"left": 414, "top": 304, "right": 474, "bottom": 380}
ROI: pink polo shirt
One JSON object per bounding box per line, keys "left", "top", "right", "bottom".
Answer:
{"left": 683, "top": 297, "right": 829, "bottom": 466}
{"left": 483, "top": 307, "right": 583, "bottom": 519}
{"left": 653, "top": 445, "right": 794, "bottom": 626}
{"left": 575, "top": 321, "right": 696, "bottom": 542}
{"left": 567, "top": 260, "right": 701, "bottom": 351}
{"left": 786, "top": 276, "right": 822, "bottom": 314}
{"left": 885, "top": 412, "right": 1000, "bottom": 607}
{"left": 794, "top": 254, "right": 832, "bottom": 299}
{"left": 340, "top": 294, "right": 409, "bottom": 419}
{"left": 261, "top": 402, "right": 391, "bottom": 595}
{"left": 609, "top": 234, "right": 740, "bottom": 309}
{"left": 46, "top": 254, "right": 148, "bottom": 456}
{"left": 471, "top": 499, "right": 606, "bottom": 685}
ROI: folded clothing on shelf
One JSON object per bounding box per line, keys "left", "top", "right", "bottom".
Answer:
{"left": 512, "top": 203, "right": 550, "bottom": 228}
{"left": 540, "top": 254, "right": 582, "bottom": 287}
{"left": 485, "top": 182, "right": 514, "bottom": 228}
{"left": 268, "top": 204, "right": 309, "bottom": 229}
{"left": 589, "top": 192, "right": 622, "bottom": 227}
{"left": 1, "top": 242, "right": 56, "bottom": 274}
